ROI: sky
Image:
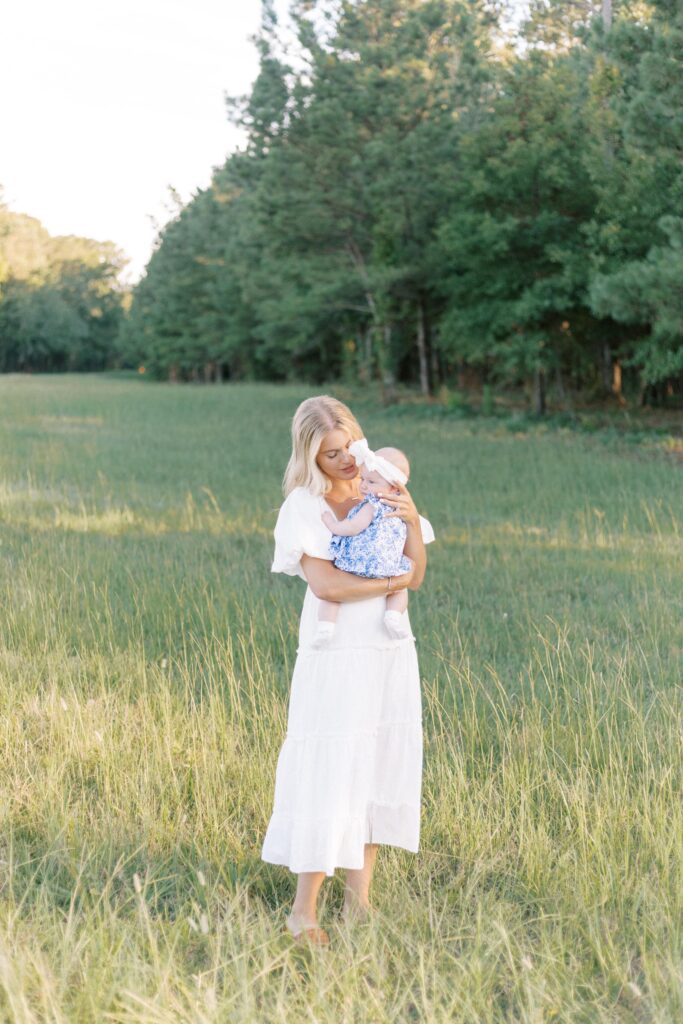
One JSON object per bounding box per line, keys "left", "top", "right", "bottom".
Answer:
{"left": 0, "top": 0, "right": 265, "bottom": 281}
{"left": 1, "top": 1, "right": 529, "bottom": 284}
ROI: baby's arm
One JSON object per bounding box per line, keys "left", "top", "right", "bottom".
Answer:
{"left": 321, "top": 504, "right": 376, "bottom": 537}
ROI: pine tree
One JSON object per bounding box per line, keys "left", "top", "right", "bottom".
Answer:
{"left": 436, "top": 50, "right": 598, "bottom": 412}
{"left": 588, "top": 0, "right": 683, "bottom": 398}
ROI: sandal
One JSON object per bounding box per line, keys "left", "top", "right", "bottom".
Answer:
{"left": 283, "top": 919, "right": 330, "bottom": 946}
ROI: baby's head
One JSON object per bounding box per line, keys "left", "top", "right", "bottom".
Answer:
{"left": 359, "top": 447, "right": 410, "bottom": 498}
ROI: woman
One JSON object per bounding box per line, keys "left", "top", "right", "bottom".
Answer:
{"left": 261, "top": 395, "right": 435, "bottom": 945}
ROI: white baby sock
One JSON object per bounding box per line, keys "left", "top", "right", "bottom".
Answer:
{"left": 384, "top": 610, "right": 411, "bottom": 640}
{"left": 312, "top": 621, "right": 336, "bottom": 648}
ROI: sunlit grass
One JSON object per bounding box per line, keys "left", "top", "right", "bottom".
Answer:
{"left": 0, "top": 373, "right": 681, "bottom": 1022}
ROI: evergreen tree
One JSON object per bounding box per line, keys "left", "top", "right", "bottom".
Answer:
{"left": 436, "top": 50, "right": 598, "bottom": 412}
{"left": 588, "top": 0, "right": 683, "bottom": 397}
{"left": 119, "top": 0, "right": 682, "bottom": 407}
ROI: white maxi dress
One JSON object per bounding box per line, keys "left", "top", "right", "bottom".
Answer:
{"left": 261, "top": 486, "right": 435, "bottom": 876}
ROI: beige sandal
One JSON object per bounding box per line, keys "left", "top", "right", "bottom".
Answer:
{"left": 283, "top": 920, "right": 330, "bottom": 946}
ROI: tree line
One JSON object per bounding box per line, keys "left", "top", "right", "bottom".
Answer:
{"left": 3, "top": 1, "right": 681, "bottom": 412}
{"left": 0, "top": 201, "right": 126, "bottom": 372}
{"left": 120, "top": 0, "right": 683, "bottom": 410}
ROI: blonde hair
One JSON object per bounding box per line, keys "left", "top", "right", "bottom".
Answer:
{"left": 283, "top": 395, "right": 363, "bottom": 496}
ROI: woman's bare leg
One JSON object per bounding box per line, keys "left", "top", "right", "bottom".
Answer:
{"left": 287, "top": 871, "right": 326, "bottom": 932}
{"left": 343, "top": 843, "right": 379, "bottom": 918}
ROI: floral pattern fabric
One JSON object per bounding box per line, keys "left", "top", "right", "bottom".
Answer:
{"left": 329, "top": 493, "right": 411, "bottom": 577}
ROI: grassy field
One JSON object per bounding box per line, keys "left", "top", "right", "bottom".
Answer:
{"left": 0, "top": 373, "right": 681, "bottom": 1023}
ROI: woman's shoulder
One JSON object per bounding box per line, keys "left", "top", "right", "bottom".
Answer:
{"left": 275, "top": 487, "right": 325, "bottom": 535}
{"left": 419, "top": 513, "right": 435, "bottom": 544}
{"left": 281, "top": 486, "right": 321, "bottom": 511}
{"left": 272, "top": 485, "right": 330, "bottom": 575}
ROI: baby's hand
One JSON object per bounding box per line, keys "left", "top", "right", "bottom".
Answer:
{"left": 321, "top": 511, "right": 337, "bottom": 532}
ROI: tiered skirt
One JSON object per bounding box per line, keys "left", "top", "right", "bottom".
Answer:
{"left": 261, "top": 587, "right": 423, "bottom": 876}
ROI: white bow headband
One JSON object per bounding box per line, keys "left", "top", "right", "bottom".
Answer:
{"left": 348, "top": 438, "right": 408, "bottom": 486}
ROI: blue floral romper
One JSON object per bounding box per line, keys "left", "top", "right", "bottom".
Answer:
{"left": 329, "top": 493, "right": 411, "bottom": 577}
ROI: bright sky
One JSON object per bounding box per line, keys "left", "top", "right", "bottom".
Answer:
{"left": 0, "top": 0, "right": 264, "bottom": 282}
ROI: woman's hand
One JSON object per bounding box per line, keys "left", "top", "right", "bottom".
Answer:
{"left": 377, "top": 480, "right": 419, "bottom": 527}
{"left": 380, "top": 482, "right": 428, "bottom": 591}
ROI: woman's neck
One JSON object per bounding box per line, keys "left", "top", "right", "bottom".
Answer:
{"left": 325, "top": 478, "right": 361, "bottom": 502}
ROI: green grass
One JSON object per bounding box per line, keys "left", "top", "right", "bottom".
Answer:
{"left": 0, "top": 373, "right": 681, "bottom": 1023}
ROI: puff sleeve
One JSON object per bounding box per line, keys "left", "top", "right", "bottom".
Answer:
{"left": 419, "top": 514, "right": 435, "bottom": 545}
{"left": 271, "top": 487, "right": 332, "bottom": 581}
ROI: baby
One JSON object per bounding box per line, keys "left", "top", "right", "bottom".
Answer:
{"left": 314, "top": 438, "right": 413, "bottom": 647}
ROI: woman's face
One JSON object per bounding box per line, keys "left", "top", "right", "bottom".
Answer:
{"left": 316, "top": 428, "right": 359, "bottom": 481}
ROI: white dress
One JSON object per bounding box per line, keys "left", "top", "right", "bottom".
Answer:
{"left": 260, "top": 486, "right": 435, "bottom": 877}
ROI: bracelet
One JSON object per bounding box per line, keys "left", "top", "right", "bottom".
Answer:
{"left": 386, "top": 576, "right": 393, "bottom": 592}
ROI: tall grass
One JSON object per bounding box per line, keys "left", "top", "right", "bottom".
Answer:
{"left": 0, "top": 374, "right": 680, "bottom": 1022}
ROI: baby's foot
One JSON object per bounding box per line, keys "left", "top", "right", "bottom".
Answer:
{"left": 312, "top": 622, "right": 336, "bottom": 648}
{"left": 384, "top": 610, "right": 411, "bottom": 640}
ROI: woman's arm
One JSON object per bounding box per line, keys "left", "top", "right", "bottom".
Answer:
{"left": 378, "top": 480, "right": 427, "bottom": 590}
{"left": 403, "top": 522, "right": 426, "bottom": 590}
{"left": 300, "top": 554, "right": 415, "bottom": 603}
